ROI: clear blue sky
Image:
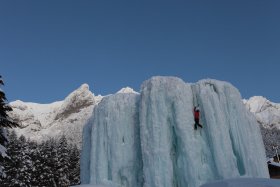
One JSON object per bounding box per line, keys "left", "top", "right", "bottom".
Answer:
{"left": 1, "top": 0, "right": 280, "bottom": 103}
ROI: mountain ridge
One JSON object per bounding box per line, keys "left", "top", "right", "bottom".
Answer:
{"left": 8, "top": 84, "right": 101, "bottom": 147}
{"left": 244, "top": 96, "right": 280, "bottom": 129}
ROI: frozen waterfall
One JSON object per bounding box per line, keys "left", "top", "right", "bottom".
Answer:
{"left": 80, "top": 76, "right": 269, "bottom": 187}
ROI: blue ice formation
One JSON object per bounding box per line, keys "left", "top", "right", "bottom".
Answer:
{"left": 80, "top": 76, "right": 269, "bottom": 187}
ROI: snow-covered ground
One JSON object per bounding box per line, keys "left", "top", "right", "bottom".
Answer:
{"left": 200, "top": 178, "right": 280, "bottom": 187}
{"left": 81, "top": 76, "right": 269, "bottom": 187}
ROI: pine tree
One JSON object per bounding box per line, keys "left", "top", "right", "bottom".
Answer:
{"left": 69, "top": 144, "right": 81, "bottom": 185}
{"left": 39, "top": 138, "right": 58, "bottom": 187}
{"left": 28, "top": 140, "right": 42, "bottom": 187}
{"left": 56, "top": 135, "right": 70, "bottom": 187}
{"left": 17, "top": 135, "right": 33, "bottom": 186}
{"left": 1, "top": 130, "right": 18, "bottom": 186}
{"left": 2, "top": 133, "right": 33, "bottom": 187}
{"left": 0, "top": 76, "right": 18, "bottom": 129}
{"left": 0, "top": 75, "right": 19, "bottom": 177}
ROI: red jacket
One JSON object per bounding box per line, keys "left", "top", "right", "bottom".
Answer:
{"left": 194, "top": 109, "right": 200, "bottom": 120}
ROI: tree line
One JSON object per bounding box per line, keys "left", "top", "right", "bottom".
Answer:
{"left": 0, "top": 131, "right": 80, "bottom": 187}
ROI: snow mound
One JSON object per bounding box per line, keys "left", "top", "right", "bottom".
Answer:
{"left": 200, "top": 178, "right": 280, "bottom": 187}
{"left": 117, "top": 87, "right": 139, "bottom": 94}
{"left": 81, "top": 76, "right": 268, "bottom": 187}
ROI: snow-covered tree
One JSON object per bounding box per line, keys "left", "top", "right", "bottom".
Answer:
{"left": 0, "top": 76, "right": 19, "bottom": 177}
{"left": 1, "top": 131, "right": 81, "bottom": 186}
{"left": 2, "top": 133, "right": 33, "bottom": 186}
{"left": 69, "top": 144, "right": 81, "bottom": 185}
{"left": 17, "top": 135, "right": 33, "bottom": 186}
{"left": 1, "top": 130, "right": 18, "bottom": 186}
{"left": 39, "top": 138, "right": 58, "bottom": 187}
{"left": 28, "top": 140, "right": 42, "bottom": 186}
{"left": 56, "top": 134, "right": 70, "bottom": 187}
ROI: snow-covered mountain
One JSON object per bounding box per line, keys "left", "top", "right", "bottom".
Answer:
{"left": 244, "top": 96, "right": 280, "bottom": 129}
{"left": 81, "top": 76, "right": 268, "bottom": 187}
{"left": 8, "top": 84, "right": 103, "bottom": 147}
{"left": 244, "top": 96, "right": 280, "bottom": 157}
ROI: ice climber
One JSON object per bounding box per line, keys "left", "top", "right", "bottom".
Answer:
{"left": 193, "top": 106, "right": 203, "bottom": 130}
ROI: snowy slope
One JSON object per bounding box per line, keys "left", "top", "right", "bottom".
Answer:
{"left": 81, "top": 76, "right": 269, "bottom": 187}
{"left": 8, "top": 84, "right": 103, "bottom": 146}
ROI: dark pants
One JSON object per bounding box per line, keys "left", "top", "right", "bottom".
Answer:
{"left": 194, "top": 118, "right": 203, "bottom": 130}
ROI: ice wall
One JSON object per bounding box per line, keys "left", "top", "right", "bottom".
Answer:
{"left": 81, "top": 76, "right": 269, "bottom": 187}
{"left": 82, "top": 93, "right": 143, "bottom": 187}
